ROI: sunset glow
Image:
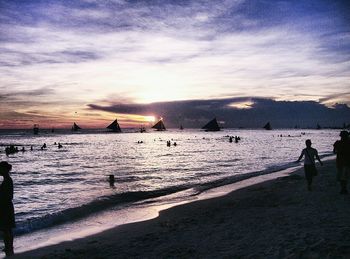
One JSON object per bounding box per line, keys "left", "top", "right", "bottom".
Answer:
{"left": 0, "top": 0, "right": 349, "bottom": 128}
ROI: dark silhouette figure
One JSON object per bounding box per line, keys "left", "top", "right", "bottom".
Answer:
{"left": 30, "top": 146, "right": 33, "bottom": 151}
{"left": 229, "top": 137, "right": 233, "bottom": 143}
{"left": 333, "top": 131, "right": 350, "bottom": 194}
{"left": 5, "top": 145, "right": 18, "bottom": 156}
{"left": 297, "top": 139, "right": 323, "bottom": 191}
{"left": 167, "top": 141, "right": 171, "bottom": 147}
{"left": 173, "top": 142, "right": 177, "bottom": 146}
{"left": 58, "top": 143, "right": 63, "bottom": 149}
{"left": 0, "top": 161, "right": 15, "bottom": 256}
{"left": 109, "top": 175, "right": 115, "bottom": 187}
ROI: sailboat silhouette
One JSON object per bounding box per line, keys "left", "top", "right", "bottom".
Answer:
{"left": 72, "top": 122, "right": 81, "bottom": 131}
{"left": 107, "top": 118, "right": 122, "bottom": 132}
{"left": 152, "top": 118, "right": 166, "bottom": 131}
{"left": 263, "top": 122, "right": 272, "bottom": 130}
{"left": 202, "top": 118, "right": 220, "bottom": 131}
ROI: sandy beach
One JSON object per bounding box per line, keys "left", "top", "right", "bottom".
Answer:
{"left": 13, "top": 159, "right": 350, "bottom": 258}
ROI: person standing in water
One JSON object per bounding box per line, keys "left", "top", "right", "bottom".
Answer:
{"left": 297, "top": 139, "right": 323, "bottom": 191}
{"left": 0, "top": 161, "right": 15, "bottom": 256}
{"left": 333, "top": 131, "right": 350, "bottom": 194}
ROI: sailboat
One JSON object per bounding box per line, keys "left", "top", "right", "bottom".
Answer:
{"left": 72, "top": 122, "right": 81, "bottom": 131}
{"left": 106, "top": 118, "right": 122, "bottom": 133}
{"left": 33, "top": 124, "right": 39, "bottom": 135}
{"left": 263, "top": 122, "right": 272, "bottom": 130}
{"left": 202, "top": 118, "right": 220, "bottom": 131}
{"left": 152, "top": 118, "right": 166, "bottom": 131}
{"left": 180, "top": 124, "right": 184, "bottom": 130}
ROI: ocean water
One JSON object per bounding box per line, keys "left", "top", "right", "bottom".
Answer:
{"left": 0, "top": 129, "right": 338, "bottom": 236}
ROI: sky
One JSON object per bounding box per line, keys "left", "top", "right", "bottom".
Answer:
{"left": 0, "top": 0, "right": 349, "bottom": 129}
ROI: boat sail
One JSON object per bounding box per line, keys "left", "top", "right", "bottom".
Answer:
{"left": 263, "top": 122, "right": 272, "bottom": 130}
{"left": 107, "top": 119, "right": 122, "bottom": 132}
{"left": 152, "top": 118, "right": 166, "bottom": 131}
{"left": 202, "top": 118, "right": 220, "bottom": 131}
{"left": 72, "top": 122, "right": 81, "bottom": 131}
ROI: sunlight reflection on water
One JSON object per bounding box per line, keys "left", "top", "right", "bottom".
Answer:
{"left": 0, "top": 129, "right": 338, "bottom": 233}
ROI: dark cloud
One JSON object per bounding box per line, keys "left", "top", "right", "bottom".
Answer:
{"left": 0, "top": 48, "right": 101, "bottom": 67}
{"left": 88, "top": 97, "right": 350, "bottom": 128}
{"left": 319, "top": 92, "right": 350, "bottom": 104}
{"left": 0, "top": 87, "right": 55, "bottom": 100}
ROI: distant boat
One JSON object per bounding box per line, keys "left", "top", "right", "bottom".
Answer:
{"left": 263, "top": 122, "right": 272, "bottom": 130}
{"left": 33, "top": 124, "right": 39, "bottom": 135}
{"left": 152, "top": 118, "right": 166, "bottom": 131}
{"left": 202, "top": 118, "right": 220, "bottom": 131}
{"left": 106, "top": 119, "right": 122, "bottom": 133}
{"left": 180, "top": 125, "right": 184, "bottom": 130}
{"left": 72, "top": 122, "right": 81, "bottom": 131}
{"left": 140, "top": 125, "right": 146, "bottom": 133}
{"left": 316, "top": 123, "right": 321, "bottom": 130}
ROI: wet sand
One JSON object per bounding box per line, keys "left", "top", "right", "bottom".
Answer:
{"left": 14, "top": 159, "right": 350, "bottom": 258}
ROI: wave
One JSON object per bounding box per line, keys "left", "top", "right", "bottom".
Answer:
{"left": 14, "top": 153, "right": 335, "bottom": 236}
{"left": 14, "top": 185, "right": 191, "bottom": 235}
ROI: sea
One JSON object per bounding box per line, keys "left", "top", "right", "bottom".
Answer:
{"left": 0, "top": 128, "right": 338, "bottom": 251}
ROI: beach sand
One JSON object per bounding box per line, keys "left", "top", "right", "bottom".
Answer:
{"left": 14, "top": 159, "right": 350, "bottom": 258}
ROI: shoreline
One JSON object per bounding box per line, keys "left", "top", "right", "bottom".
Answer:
{"left": 13, "top": 158, "right": 350, "bottom": 258}
{"left": 12, "top": 160, "right": 304, "bottom": 254}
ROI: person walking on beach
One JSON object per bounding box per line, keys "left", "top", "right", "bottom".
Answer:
{"left": 297, "top": 139, "right": 323, "bottom": 191}
{"left": 333, "top": 131, "right": 350, "bottom": 194}
{"left": 0, "top": 161, "right": 15, "bottom": 256}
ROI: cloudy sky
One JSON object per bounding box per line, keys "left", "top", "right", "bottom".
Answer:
{"left": 0, "top": 0, "right": 349, "bottom": 128}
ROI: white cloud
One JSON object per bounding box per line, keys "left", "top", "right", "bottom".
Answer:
{"left": 0, "top": 0, "right": 349, "bottom": 116}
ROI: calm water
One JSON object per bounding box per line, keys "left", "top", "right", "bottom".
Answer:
{"left": 0, "top": 129, "right": 337, "bottom": 235}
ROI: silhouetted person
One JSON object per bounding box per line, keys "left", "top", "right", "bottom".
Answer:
{"left": 21, "top": 147, "right": 25, "bottom": 152}
{"left": 229, "top": 137, "right": 233, "bottom": 143}
{"left": 109, "top": 175, "right": 115, "bottom": 187}
{"left": 58, "top": 143, "right": 63, "bottom": 149}
{"left": 173, "top": 142, "right": 177, "bottom": 146}
{"left": 0, "top": 161, "right": 15, "bottom": 256}
{"left": 43, "top": 143, "right": 47, "bottom": 148}
{"left": 297, "top": 139, "right": 323, "bottom": 191}
{"left": 5, "top": 146, "right": 17, "bottom": 155}
{"left": 167, "top": 141, "right": 171, "bottom": 147}
{"left": 30, "top": 146, "right": 33, "bottom": 151}
{"left": 333, "top": 131, "right": 350, "bottom": 194}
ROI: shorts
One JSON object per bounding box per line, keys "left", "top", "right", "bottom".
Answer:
{"left": 304, "top": 165, "right": 316, "bottom": 182}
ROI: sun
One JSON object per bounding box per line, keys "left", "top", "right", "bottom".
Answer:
{"left": 145, "top": 116, "right": 156, "bottom": 123}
